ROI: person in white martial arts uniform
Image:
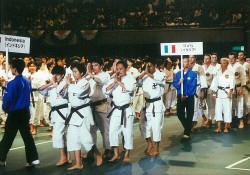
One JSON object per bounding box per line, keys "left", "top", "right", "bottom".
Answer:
{"left": 63, "top": 62, "right": 102, "bottom": 170}
{"left": 162, "top": 60, "right": 176, "bottom": 115}
{"left": 238, "top": 51, "right": 250, "bottom": 124}
{"left": 189, "top": 55, "right": 208, "bottom": 130}
{"left": 137, "top": 58, "right": 165, "bottom": 157}
{"left": 211, "top": 53, "right": 221, "bottom": 71}
{"left": 104, "top": 60, "right": 136, "bottom": 162}
{"left": 201, "top": 54, "right": 217, "bottom": 128}
{"left": 132, "top": 62, "right": 144, "bottom": 120}
{"left": 228, "top": 52, "right": 246, "bottom": 128}
{"left": 86, "top": 57, "right": 112, "bottom": 159}
{"left": 210, "top": 58, "right": 234, "bottom": 133}
{"left": 38, "top": 66, "right": 71, "bottom": 166}
{"left": 26, "top": 60, "right": 46, "bottom": 135}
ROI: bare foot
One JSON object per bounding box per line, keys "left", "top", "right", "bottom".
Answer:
{"left": 109, "top": 154, "right": 120, "bottom": 162}
{"left": 31, "top": 130, "right": 37, "bottom": 135}
{"left": 67, "top": 164, "right": 83, "bottom": 171}
{"left": 150, "top": 150, "right": 159, "bottom": 157}
{"left": 95, "top": 153, "right": 103, "bottom": 166}
{"left": 56, "top": 159, "right": 67, "bottom": 166}
{"left": 67, "top": 159, "right": 72, "bottom": 164}
{"left": 144, "top": 144, "right": 154, "bottom": 154}
{"left": 81, "top": 153, "right": 87, "bottom": 158}
{"left": 224, "top": 129, "right": 228, "bottom": 133}
{"left": 123, "top": 157, "right": 130, "bottom": 163}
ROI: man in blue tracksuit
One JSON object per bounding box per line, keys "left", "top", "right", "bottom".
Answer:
{"left": 173, "top": 58, "right": 197, "bottom": 139}
{"left": 0, "top": 58, "right": 39, "bottom": 167}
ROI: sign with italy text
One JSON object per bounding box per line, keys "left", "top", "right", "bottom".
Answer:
{"left": 0, "top": 34, "right": 30, "bottom": 54}
{"left": 160, "top": 42, "right": 203, "bottom": 56}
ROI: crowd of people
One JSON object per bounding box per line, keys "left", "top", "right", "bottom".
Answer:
{"left": 2, "top": 0, "right": 249, "bottom": 30}
{"left": 0, "top": 50, "right": 249, "bottom": 170}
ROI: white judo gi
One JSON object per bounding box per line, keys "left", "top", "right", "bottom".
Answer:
{"left": 228, "top": 62, "right": 246, "bottom": 118}
{"left": 210, "top": 69, "right": 234, "bottom": 123}
{"left": 202, "top": 64, "right": 217, "bottom": 120}
{"left": 104, "top": 75, "right": 136, "bottom": 150}
{"left": 66, "top": 78, "right": 94, "bottom": 152}
{"left": 39, "top": 80, "right": 69, "bottom": 148}
{"left": 140, "top": 70, "right": 165, "bottom": 142}
{"left": 192, "top": 63, "right": 208, "bottom": 122}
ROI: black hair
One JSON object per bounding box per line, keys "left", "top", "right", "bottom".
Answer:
{"left": 116, "top": 60, "right": 128, "bottom": 69}
{"left": 52, "top": 66, "right": 65, "bottom": 75}
{"left": 11, "top": 58, "right": 25, "bottom": 74}
{"left": 144, "top": 57, "right": 157, "bottom": 65}
{"left": 90, "top": 56, "right": 104, "bottom": 66}
{"left": 229, "top": 52, "right": 237, "bottom": 58}
{"left": 204, "top": 54, "right": 211, "bottom": 59}
{"left": 238, "top": 51, "right": 246, "bottom": 56}
{"left": 71, "top": 62, "right": 86, "bottom": 75}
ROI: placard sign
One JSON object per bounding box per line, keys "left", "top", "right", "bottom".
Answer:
{"left": 0, "top": 34, "right": 30, "bottom": 54}
{"left": 160, "top": 42, "right": 203, "bottom": 56}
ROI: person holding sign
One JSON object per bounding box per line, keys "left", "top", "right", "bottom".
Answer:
{"left": 173, "top": 58, "right": 197, "bottom": 139}
{"left": 0, "top": 58, "right": 39, "bottom": 167}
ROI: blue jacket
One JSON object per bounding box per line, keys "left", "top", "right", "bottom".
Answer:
{"left": 2, "top": 75, "right": 31, "bottom": 112}
{"left": 173, "top": 69, "right": 197, "bottom": 96}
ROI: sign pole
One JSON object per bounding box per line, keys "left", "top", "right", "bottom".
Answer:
{"left": 5, "top": 47, "right": 9, "bottom": 81}
{"left": 181, "top": 55, "right": 183, "bottom": 95}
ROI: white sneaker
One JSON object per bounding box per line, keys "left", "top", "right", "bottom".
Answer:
{"left": 26, "top": 160, "right": 40, "bottom": 167}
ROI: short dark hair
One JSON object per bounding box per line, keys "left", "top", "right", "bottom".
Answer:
{"left": 71, "top": 62, "right": 86, "bottom": 75}
{"left": 90, "top": 56, "right": 104, "bottom": 66}
{"left": 52, "top": 66, "right": 65, "bottom": 75}
{"left": 116, "top": 60, "right": 128, "bottom": 69}
{"left": 144, "top": 57, "right": 157, "bottom": 65}
{"left": 11, "top": 58, "right": 25, "bottom": 74}
{"left": 229, "top": 52, "right": 237, "bottom": 58}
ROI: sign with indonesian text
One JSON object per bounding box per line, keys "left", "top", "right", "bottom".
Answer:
{"left": 0, "top": 34, "right": 30, "bottom": 54}
{"left": 160, "top": 42, "right": 203, "bottom": 56}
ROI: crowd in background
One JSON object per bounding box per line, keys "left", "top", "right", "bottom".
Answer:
{"left": 1, "top": 0, "right": 249, "bottom": 30}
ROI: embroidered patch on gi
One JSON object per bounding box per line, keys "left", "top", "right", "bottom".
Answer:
{"left": 121, "top": 88, "right": 126, "bottom": 93}
{"left": 234, "top": 72, "right": 239, "bottom": 76}
{"left": 187, "top": 77, "right": 191, "bottom": 80}
{"left": 225, "top": 75, "right": 229, "bottom": 79}
{"left": 152, "top": 83, "right": 157, "bottom": 89}
{"left": 206, "top": 73, "right": 210, "bottom": 76}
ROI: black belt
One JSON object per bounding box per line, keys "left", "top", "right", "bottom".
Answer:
{"left": 235, "top": 84, "right": 242, "bottom": 97}
{"left": 49, "top": 104, "right": 68, "bottom": 121}
{"left": 90, "top": 98, "right": 107, "bottom": 107}
{"left": 145, "top": 97, "right": 161, "bottom": 103}
{"left": 107, "top": 103, "right": 130, "bottom": 126}
{"left": 90, "top": 98, "right": 108, "bottom": 126}
{"left": 65, "top": 103, "right": 90, "bottom": 125}
{"left": 135, "top": 86, "right": 142, "bottom": 94}
{"left": 78, "top": 95, "right": 90, "bottom": 100}
{"left": 144, "top": 97, "right": 161, "bottom": 120}
{"left": 31, "top": 88, "right": 38, "bottom": 107}
{"left": 165, "top": 82, "right": 172, "bottom": 92}
{"left": 235, "top": 83, "right": 242, "bottom": 88}
{"left": 218, "top": 86, "right": 230, "bottom": 95}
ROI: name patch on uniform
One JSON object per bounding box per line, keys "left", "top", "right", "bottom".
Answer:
{"left": 187, "top": 77, "right": 191, "bottom": 80}
{"left": 225, "top": 75, "right": 229, "bottom": 79}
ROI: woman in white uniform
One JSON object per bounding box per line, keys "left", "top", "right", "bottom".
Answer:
{"left": 64, "top": 62, "right": 102, "bottom": 170}
{"left": 38, "top": 66, "right": 71, "bottom": 166}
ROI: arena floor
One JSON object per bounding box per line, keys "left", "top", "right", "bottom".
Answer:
{"left": 0, "top": 115, "right": 249, "bottom": 175}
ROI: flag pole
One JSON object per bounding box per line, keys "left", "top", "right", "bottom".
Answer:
{"left": 5, "top": 47, "right": 9, "bottom": 82}
{"left": 181, "top": 55, "right": 183, "bottom": 95}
